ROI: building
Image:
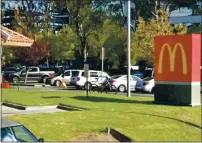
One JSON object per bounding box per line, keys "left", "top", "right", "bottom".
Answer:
{"left": 1, "top": 0, "right": 70, "bottom": 32}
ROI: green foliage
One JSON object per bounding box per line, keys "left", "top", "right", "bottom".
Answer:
{"left": 188, "top": 24, "right": 202, "bottom": 34}
{"left": 131, "top": 10, "right": 187, "bottom": 63}
{"left": 38, "top": 26, "right": 77, "bottom": 62}
{"left": 102, "top": 20, "right": 127, "bottom": 68}
{"left": 2, "top": 48, "right": 16, "bottom": 66}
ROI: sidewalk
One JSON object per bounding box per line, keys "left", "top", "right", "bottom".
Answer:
{"left": 1, "top": 105, "right": 67, "bottom": 116}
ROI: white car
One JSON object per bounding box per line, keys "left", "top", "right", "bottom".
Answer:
{"left": 50, "top": 70, "right": 80, "bottom": 86}
{"left": 70, "top": 70, "right": 110, "bottom": 89}
{"left": 135, "top": 77, "right": 155, "bottom": 93}
{"left": 109, "top": 75, "right": 142, "bottom": 92}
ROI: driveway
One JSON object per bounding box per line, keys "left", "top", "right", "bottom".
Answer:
{"left": 1, "top": 105, "right": 67, "bottom": 116}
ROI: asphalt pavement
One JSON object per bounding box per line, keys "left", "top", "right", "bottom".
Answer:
{"left": 9, "top": 85, "right": 154, "bottom": 97}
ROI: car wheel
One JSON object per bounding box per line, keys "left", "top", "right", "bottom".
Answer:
{"left": 55, "top": 80, "right": 61, "bottom": 87}
{"left": 42, "top": 76, "right": 49, "bottom": 83}
{"left": 84, "top": 82, "right": 92, "bottom": 90}
{"left": 118, "top": 84, "right": 126, "bottom": 92}
{"left": 12, "top": 76, "right": 19, "bottom": 83}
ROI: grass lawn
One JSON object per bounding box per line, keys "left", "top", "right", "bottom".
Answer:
{"left": 2, "top": 89, "right": 202, "bottom": 142}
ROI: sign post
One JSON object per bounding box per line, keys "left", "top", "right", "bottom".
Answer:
{"left": 84, "top": 64, "right": 89, "bottom": 97}
{"left": 101, "top": 47, "right": 105, "bottom": 93}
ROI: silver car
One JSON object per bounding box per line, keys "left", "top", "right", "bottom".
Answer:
{"left": 1, "top": 118, "right": 44, "bottom": 142}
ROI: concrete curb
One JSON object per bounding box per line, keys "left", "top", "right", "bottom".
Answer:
{"left": 57, "top": 103, "right": 88, "bottom": 111}
{"left": 2, "top": 102, "right": 26, "bottom": 110}
{"left": 59, "top": 103, "right": 88, "bottom": 110}
{"left": 57, "top": 105, "right": 82, "bottom": 111}
{"left": 10, "top": 84, "right": 51, "bottom": 87}
{"left": 106, "top": 127, "right": 133, "bottom": 142}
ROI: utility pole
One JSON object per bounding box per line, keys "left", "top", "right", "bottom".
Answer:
{"left": 127, "top": 0, "right": 131, "bottom": 97}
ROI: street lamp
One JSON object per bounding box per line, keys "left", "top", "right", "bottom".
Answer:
{"left": 127, "top": 0, "right": 131, "bottom": 97}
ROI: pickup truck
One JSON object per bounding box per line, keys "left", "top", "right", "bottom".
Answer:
{"left": 8, "top": 66, "right": 56, "bottom": 83}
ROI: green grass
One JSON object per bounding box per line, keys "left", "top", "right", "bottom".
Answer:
{"left": 2, "top": 89, "right": 202, "bottom": 142}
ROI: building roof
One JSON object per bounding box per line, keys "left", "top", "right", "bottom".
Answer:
{"left": 1, "top": 118, "right": 21, "bottom": 128}
{"left": 170, "top": 15, "right": 202, "bottom": 25}
{"left": 1, "top": 25, "right": 34, "bottom": 47}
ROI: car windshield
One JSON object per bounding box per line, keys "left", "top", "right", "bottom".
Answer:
{"left": 1, "top": 126, "right": 38, "bottom": 142}
{"left": 3, "top": 67, "right": 17, "bottom": 72}
{"left": 55, "top": 72, "right": 63, "bottom": 76}
{"left": 132, "top": 76, "right": 142, "bottom": 81}
{"left": 12, "top": 125, "right": 38, "bottom": 142}
{"left": 11, "top": 125, "right": 38, "bottom": 142}
{"left": 16, "top": 67, "right": 26, "bottom": 72}
{"left": 111, "top": 75, "right": 122, "bottom": 79}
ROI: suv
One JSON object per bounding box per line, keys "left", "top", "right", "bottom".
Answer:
{"left": 50, "top": 69, "right": 80, "bottom": 86}
{"left": 70, "top": 70, "right": 110, "bottom": 89}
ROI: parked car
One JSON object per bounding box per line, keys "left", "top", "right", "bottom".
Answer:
{"left": 131, "top": 70, "right": 144, "bottom": 79}
{"left": 1, "top": 118, "right": 44, "bottom": 142}
{"left": 45, "top": 71, "right": 62, "bottom": 85}
{"left": 70, "top": 70, "right": 110, "bottom": 89}
{"left": 2, "top": 67, "right": 19, "bottom": 74}
{"left": 9, "top": 66, "right": 55, "bottom": 83}
{"left": 50, "top": 69, "right": 80, "bottom": 86}
{"left": 2, "top": 66, "right": 25, "bottom": 81}
{"left": 109, "top": 75, "right": 142, "bottom": 92}
{"left": 135, "top": 77, "right": 155, "bottom": 93}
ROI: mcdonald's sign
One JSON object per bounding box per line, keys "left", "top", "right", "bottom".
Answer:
{"left": 158, "top": 43, "right": 187, "bottom": 75}
{"left": 155, "top": 34, "right": 201, "bottom": 82}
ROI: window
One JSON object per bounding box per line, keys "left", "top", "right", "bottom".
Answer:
{"left": 132, "top": 76, "right": 142, "bottom": 81}
{"left": 64, "top": 71, "right": 70, "bottom": 76}
{"left": 81, "top": 72, "right": 84, "bottom": 76}
{"left": 28, "top": 68, "right": 38, "bottom": 72}
{"left": 90, "top": 72, "right": 98, "bottom": 77}
{"left": 12, "top": 125, "right": 37, "bottom": 142}
{"left": 1, "top": 128, "right": 12, "bottom": 140}
{"left": 98, "top": 72, "right": 109, "bottom": 78}
{"left": 72, "top": 71, "right": 80, "bottom": 76}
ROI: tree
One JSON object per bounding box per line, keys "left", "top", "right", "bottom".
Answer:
{"left": 51, "top": 0, "right": 108, "bottom": 65}
{"left": 101, "top": 19, "right": 127, "bottom": 68}
{"left": 38, "top": 26, "right": 77, "bottom": 63}
{"left": 188, "top": 24, "right": 202, "bottom": 34}
{"left": 14, "top": 41, "right": 48, "bottom": 66}
{"left": 131, "top": 9, "right": 187, "bottom": 63}
{"left": 2, "top": 48, "right": 16, "bottom": 66}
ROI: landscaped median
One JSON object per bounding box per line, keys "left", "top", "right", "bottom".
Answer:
{"left": 2, "top": 89, "right": 202, "bottom": 142}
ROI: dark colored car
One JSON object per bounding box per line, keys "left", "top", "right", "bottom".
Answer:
{"left": 1, "top": 118, "right": 44, "bottom": 142}
{"left": 2, "top": 66, "right": 25, "bottom": 81}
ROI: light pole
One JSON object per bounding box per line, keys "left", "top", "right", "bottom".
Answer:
{"left": 127, "top": 0, "right": 131, "bottom": 97}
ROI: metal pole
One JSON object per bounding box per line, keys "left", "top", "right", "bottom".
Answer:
{"left": 101, "top": 47, "right": 104, "bottom": 93}
{"left": 127, "top": 0, "right": 131, "bottom": 97}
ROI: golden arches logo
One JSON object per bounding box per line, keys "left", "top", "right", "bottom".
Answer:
{"left": 158, "top": 43, "right": 188, "bottom": 74}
